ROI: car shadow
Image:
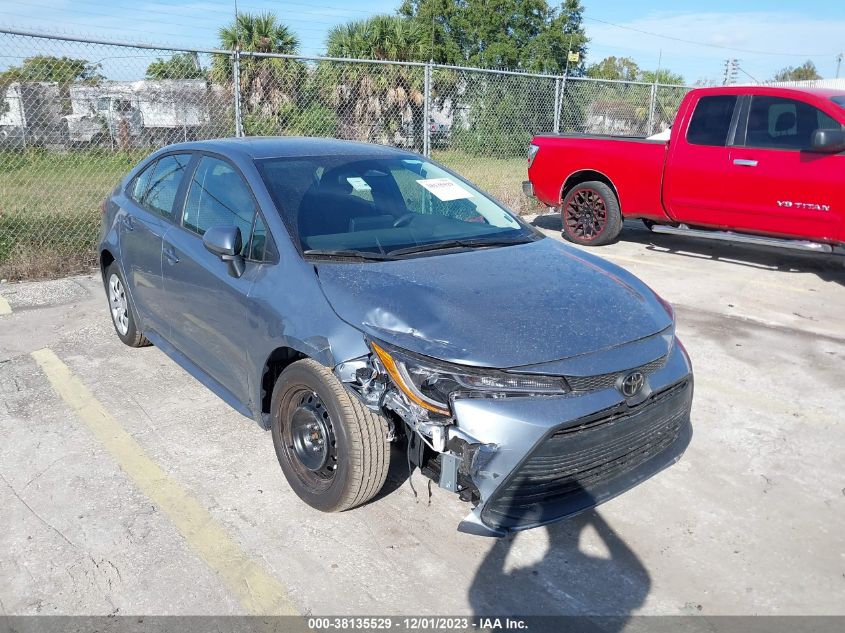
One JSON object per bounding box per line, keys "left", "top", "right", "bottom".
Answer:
{"left": 531, "top": 214, "right": 845, "bottom": 285}
{"left": 468, "top": 507, "right": 650, "bottom": 624}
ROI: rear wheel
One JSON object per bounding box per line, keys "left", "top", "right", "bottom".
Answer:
{"left": 271, "top": 359, "right": 390, "bottom": 512}
{"left": 104, "top": 262, "right": 150, "bottom": 347}
{"left": 561, "top": 181, "right": 622, "bottom": 246}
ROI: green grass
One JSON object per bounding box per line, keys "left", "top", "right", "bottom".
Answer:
{"left": 0, "top": 149, "right": 144, "bottom": 279}
{"left": 0, "top": 147, "right": 544, "bottom": 280}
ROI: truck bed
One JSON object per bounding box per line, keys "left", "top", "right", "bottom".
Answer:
{"left": 528, "top": 134, "right": 669, "bottom": 221}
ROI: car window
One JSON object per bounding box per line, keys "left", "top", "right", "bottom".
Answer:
{"left": 257, "top": 154, "right": 529, "bottom": 255}
{"left": 136, "top": 154, "right": 191, "bottom": 219}
{"left": 130, "top": 160, "right": 157, "bottom": 203}
{"left": 247, "top": 213, "right": 276, "bottom": 262}
{"left": 183, "top": 156, "right": 256, "bottom": 254}
{"left": 744, "top": 96, "right": 843, "bottom": 151}
{"left": 686, "top": 95, "right": 738, "bottom": 146}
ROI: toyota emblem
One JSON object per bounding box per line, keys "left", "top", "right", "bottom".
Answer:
{"left": 620, "top": 371, "right": 645, "bottom": 397}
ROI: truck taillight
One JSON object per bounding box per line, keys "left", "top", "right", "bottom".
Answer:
{"left": 527, "top": 143, "right": 540, "bottom": 168}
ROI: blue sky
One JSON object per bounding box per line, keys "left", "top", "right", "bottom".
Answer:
{"left": 1, "top": 0, "right": 844, "bottom": 83}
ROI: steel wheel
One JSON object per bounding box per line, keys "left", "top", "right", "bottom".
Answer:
{"left": 108, "top": 273, "right": 129, "bottom": 336}
{"left": 564, "top": 188, "right": 608, "bottom": 242}
{"left": 281, "top": 389, "right": 338, "bottom": 491}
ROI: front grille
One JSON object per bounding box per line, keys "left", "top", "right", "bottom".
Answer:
{"left": 565, "top": 355, "right": 667, "bottom": 392}
{"left": 483, "top": 380, "right": 691, "bottom": 529}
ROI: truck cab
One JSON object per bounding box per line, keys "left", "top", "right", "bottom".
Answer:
{"left": 527, "top": 86, "right": 845, "bottom": 253}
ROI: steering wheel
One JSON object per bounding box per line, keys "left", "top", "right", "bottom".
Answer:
{"left": 393, "top": 213, "right": 416, "bottom": 228}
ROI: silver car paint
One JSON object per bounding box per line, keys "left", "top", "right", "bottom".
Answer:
{"left": 100, "top": 138, "right": 693, "bottom": 536}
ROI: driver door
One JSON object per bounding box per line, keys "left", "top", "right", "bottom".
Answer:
{"left": 160, "top": 154, "right": 261, "bottom": 407}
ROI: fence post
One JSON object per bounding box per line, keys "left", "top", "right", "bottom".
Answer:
{"left": 423, "top": 61, "right": 431, "bottom": 157}
{"left": 553, "top": 77, "right": 561, "bottom": 134}
{"left": 647, "top": 82, "right": 657, "bottom": 136}
{"left": 232, "top": 49, "right": 244, "bottom": 138}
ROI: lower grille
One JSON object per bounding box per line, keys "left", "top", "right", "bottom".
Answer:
{"left": 483, "top": 379, "right": 691, "bottom": 529}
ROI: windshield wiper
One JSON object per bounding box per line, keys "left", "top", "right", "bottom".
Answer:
{"left": 303, "top": 248, "right": 394, "bottom": 261}
{"left": 388, "top": 236, "right": 534, "bottom": 257}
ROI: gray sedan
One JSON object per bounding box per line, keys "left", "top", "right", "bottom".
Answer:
{"left": 99, "top": 137, "right": 693, "bottom": 537}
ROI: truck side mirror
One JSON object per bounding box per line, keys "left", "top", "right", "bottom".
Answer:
{"left": 203, "top": 225, "right": 245, "bottom": 278}
{"left": 811, "top": 128, "right": 845, "bottom": 153}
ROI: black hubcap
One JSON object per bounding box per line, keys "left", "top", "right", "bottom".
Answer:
{"left": 565, "top": 189, "right": 607, "bottom": 240}
{"left": 286, "top": 392, "right": 337, "bottom": 481}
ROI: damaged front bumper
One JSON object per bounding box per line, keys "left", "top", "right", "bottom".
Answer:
{"left": 339, "top": 336, "right": 693, "bottom": 537}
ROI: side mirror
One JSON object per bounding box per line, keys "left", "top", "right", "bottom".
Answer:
{"left": 203, "top": 225, "right": 245, "bottom": 278}
{"left": 811, "top": 128, "right": 845, "bottom": 153}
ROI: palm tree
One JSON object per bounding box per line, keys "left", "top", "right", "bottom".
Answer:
{"left": 323, "top": 15, "right": 427, "bottom": 146}
{"left": 214, "top": 12, "right": 304, "bottom": 134}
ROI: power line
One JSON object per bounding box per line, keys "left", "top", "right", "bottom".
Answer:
{"left": 584, "top": 15, "right": 835, "bottom": 58}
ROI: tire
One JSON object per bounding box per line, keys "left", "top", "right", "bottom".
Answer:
{"left": 561, "top": 181, "right": 623, "bottom": 246}
{"left": 104, "top": 262, "right": 150, "bottom": 347}
{"left": 271, "top": 359, "right": 390, "bottom": 512}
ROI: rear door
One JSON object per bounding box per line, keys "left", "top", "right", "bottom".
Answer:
{"left": 160, "top": 154, "right": 267, "bottom": 406}
{"left": 664, "top": 94, "right": 740, "bottom": 227}
{"left": 726, "top": 94, "right": 844, "bottom": 241}
{"left": 118, "top": 153, "right": 191, "bottom": 338}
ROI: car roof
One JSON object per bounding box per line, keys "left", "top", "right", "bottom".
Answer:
{"left": 690, "top": 85, "right": 845, "bottom": 100}
{"left": 163, "top": 136, "right": 414, "bottom": 161}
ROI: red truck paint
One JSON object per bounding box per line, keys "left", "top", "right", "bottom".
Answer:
{"left": 527, "top": 86, "right": 845, "bottom": 246}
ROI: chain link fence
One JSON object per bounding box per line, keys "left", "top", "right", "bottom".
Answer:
{"left": 0, "top": 29, "right": 692, "bottom": 279}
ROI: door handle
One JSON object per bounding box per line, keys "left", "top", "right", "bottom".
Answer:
{"left": 163, "top": 245, "right": 180, "bottom": 265}
{"left": 733, "top": 159, "right": 758, "bottom": 167}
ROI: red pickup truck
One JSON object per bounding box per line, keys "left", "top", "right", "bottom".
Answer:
{"left": 524, "top": 86, "right": 845, "bottom": 255}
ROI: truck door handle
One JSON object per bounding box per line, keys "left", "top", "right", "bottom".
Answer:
{"left": 733, "top": 159, "right": 758, "bottom": 167}
{"left": 163, "top": 245, "right": 180, "bottom": 265}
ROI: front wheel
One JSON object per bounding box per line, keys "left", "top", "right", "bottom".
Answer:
{"left": 561, "top": 181, "right": 622, "bottom": 246}
{"left": 271, "top": 359, "right": 390, "bottom": 512}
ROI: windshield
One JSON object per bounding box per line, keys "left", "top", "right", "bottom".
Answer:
{"left": 256, "top": 154, "right": 534, "bottom": 257}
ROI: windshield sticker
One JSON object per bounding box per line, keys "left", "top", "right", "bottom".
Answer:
{"left": 346, "top": 177, "right": 371, "bottom": 191}
{"left": 416, "top": 178, "right": 474, "bottom": 201}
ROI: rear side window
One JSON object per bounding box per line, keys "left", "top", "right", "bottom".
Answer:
{"left": 132, "top": 154, "right": 191, "bottom": 219}
{"left": 182, "top": 156, "right": 256, "bottom": 253}
{"left": 687, "top": 95, "right": 738, "bottom": 146}
{"left": 744, "top": 96, "right": 843, "bottom": 151}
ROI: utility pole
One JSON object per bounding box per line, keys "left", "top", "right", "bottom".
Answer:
{"left": 837, "top": 54, "right": 843, "bottom": 79}
{"left": 723, "top": 58, "right": 739, "bottom": 85}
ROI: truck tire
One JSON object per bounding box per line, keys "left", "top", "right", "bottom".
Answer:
{"left": 271, "top": 359, "right": 390, "bottom": 512}
{"left": 561, "top": 181, "right": 622, "bottom": 246}
{"left": 104, "top": 262, "right": 151, "bottom": 347}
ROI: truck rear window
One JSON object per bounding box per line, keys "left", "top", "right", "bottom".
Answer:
{"left": 687, "top": 96, "right": 737, "bottom": 146}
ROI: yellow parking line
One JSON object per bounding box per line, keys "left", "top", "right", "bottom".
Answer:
{"left": 30, "top": 348, "right": 297, "bottom": 615}
{"left": 0, "top": 296, "right": 11, "bottom": 316}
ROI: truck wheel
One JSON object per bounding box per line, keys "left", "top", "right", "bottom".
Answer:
{"left": 561, "top": 181, "right": 622, "bottom": 246}
{"left": 271, "top": 359, "right": 390, "bottom": 512}
{"left": 104, "top": 262, "right": 150, "bottom": 347}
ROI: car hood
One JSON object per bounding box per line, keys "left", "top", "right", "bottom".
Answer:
{"left": 314, "top": 238, "right": 672, "bottom": 369}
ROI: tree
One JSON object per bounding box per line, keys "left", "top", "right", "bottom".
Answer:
{"left": 1, "top": 55, "right": 102, "bottom": 84}
{"left": 773, "top": 60, "right": 821, "bottom": 82}
{"left": 214, "top": 12, "right": 304, "bottom": 134}
{"left": 399, "top": 0, "right": 587, "bottom": 73}
{"left": 146, "top": 53, "right": 206, "bottom": 80}
{"left": 323, "top": 15, "right": 428, "bottom": 145}
{"left": 587, "top": 56, "right": 640, "bottom": 81}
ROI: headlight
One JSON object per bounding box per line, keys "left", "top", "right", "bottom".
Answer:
{"left": 370, "top": 340, "right": 568, "bottom": 416}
